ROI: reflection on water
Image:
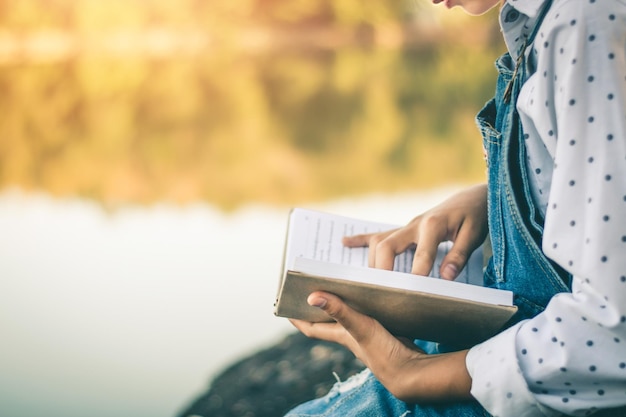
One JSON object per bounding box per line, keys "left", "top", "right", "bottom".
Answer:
{"left": 0, "top": 187, "right": 462, "bottom": 417}
{"left": 0, "top": 40, "right": 500, "bottom": 210}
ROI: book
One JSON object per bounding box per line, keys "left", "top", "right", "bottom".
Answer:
{"left": 274, "top": 208, "right": 518, "bottom": 347}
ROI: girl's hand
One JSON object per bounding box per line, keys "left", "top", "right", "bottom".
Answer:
{"left": 290, "top": 291, "right": 473, "bottom": 402}
{"left": 342, "top": 184, "right": 488, "bottom": 280}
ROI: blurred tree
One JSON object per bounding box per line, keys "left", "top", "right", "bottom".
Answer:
{"left": 0, "top": 0, "right": 504, "bottom": 209}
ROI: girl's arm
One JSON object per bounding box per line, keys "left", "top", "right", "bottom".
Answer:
{"left": 291, "top": 291, "right": 473, "bottom": 403}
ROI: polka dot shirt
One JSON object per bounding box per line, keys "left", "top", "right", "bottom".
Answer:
{"left": 465, "top": 1, "right": 626, "bottom": 416}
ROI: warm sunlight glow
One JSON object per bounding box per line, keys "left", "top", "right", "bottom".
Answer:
{"left": 0, "top": 0, "right": 502, "bottom": 210}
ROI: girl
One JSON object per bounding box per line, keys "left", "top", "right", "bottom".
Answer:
{"left": 286, "top": 0, "right": 626, "bottom": 416}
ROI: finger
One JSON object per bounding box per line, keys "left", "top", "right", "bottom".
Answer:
{"left": 439, "top": 222, "right": 483, "bottom": 280}
{"left": 307, "top": 291, "right": 381, "bottom": 346}
{"left": 342, "top": 230, "right": 396, "bottom": 269}
{"left": 373, "top": 228, "right": 417, "bottom": 271}
{"left": 342, "top": 228, "right": 397, "bottom": 248}
{"left": 342, "top": 233, "right": 374, "bottom": 248}
{"left": 410, "top": 220, "right": 447, "bottom": 276}
{"left": 289, "top": 318, "right": 349, "bottom": 345}
{"left": 367, "top": 233, "right": 392, "bottom": 268}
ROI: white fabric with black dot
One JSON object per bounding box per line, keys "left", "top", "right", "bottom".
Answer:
{"left": 466, "top": 1, "right": 626, "bottom": 416}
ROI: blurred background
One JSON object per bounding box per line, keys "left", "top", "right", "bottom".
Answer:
{"left": 0, "top": 0, "right": 504, "bottom": 416}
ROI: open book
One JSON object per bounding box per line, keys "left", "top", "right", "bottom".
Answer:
{"left": 274, "top": 208, "right": 517, "bottom": 347}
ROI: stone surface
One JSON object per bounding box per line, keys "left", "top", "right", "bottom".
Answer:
{"left": 177, "top": 332, "right": 365, "bottom": 417}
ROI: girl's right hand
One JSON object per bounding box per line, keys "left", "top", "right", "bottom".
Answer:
{"left": 342, "top": 183, "right": 489, "bottom": 280}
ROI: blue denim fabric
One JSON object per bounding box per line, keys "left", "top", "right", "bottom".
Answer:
{"left": 283, "top": 4, "right": 575, "bottom": 416}
{"left": 285, "top": 369, "right": 490, "bottom": 417}
{"left": 477, "top": 51, "right": 571, "bottom": 325}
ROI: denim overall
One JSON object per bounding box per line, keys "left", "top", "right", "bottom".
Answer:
{"left": 477, "top": 1, "right": 571, "bottom": 325}
{"left": 284, "top": 3, "right": 577, "bottom": 416}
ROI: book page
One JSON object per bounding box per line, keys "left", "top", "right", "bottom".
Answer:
{"left": 284, "top": 208, "right": 484, "bottom": 286}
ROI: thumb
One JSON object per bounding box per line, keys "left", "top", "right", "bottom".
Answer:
{"left": 307, "top": 292, "right": 377, "bottom": 344}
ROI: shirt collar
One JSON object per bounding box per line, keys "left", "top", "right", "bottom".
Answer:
{"left": 500, "top": 0, "right": 551, "bottom": 59}
{"left": 503, "top": 0, "right": 549, "bottom": 19}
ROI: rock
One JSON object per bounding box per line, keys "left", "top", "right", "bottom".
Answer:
{"left": 177, "top": 332, "right": 365, "bottom": 417}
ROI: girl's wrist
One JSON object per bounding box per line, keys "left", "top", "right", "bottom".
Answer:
{"left": 386, "top": 349, "right": 473, "bottom": 403}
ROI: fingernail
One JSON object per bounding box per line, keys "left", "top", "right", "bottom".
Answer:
{"left": 308, "top": 295, "right": 327, "bottom": 308}
{"left": 441, "top": 264, "right": 459, "bottom": 280}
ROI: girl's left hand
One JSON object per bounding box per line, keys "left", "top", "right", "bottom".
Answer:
{"left": 290, "top": 291, "right": 473, "bottom": 403}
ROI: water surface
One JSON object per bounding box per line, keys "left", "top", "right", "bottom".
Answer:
{"left": 0, "top": 187, "right": 462, "bottom": 417}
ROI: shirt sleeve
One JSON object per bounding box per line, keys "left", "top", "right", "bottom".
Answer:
{"left": 466, "top": 2, "right": 626, "bottom": 416}
{"left": 466, "top": 324, "right": 563, "bottom": 417}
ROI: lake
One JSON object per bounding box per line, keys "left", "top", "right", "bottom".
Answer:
{"left": 0, "top": 186, "right": 463, "bottom": 417}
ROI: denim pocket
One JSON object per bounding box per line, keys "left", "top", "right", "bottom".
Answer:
{"left": 476, "top": 99, "right": 500, "bottom": 145}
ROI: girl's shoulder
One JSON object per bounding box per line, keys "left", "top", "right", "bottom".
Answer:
{"left": 541, "top": 0, "right": 626, "bottom": 40}
{"left": 549, "top": 0, "right": 626, "bottom": 22}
